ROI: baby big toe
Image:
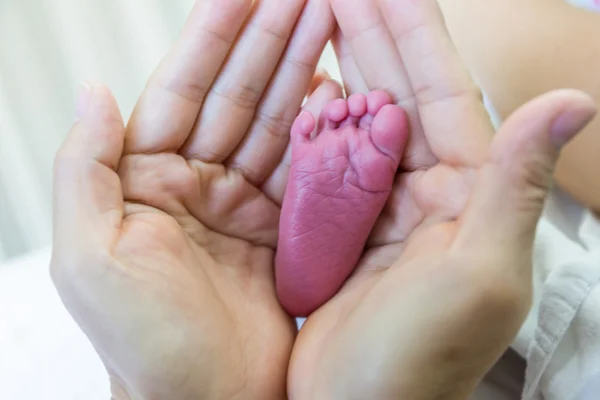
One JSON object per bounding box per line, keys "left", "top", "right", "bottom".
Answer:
{"left": 370, "top": 104, "right": 409, "bottom": 163}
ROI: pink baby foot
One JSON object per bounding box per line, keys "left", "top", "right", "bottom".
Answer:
{"left": 276, "top": 91, "right": 409, "bottom": 317}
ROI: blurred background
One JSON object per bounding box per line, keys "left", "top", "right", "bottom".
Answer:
{"left": 0, "top": 0, "right": 190, "bottom": 261}
{"left": 0, "top": 1, "right": 202, "bottom": 397}
{"left": 0, "top": 0, "right": 340, "bottom": 263}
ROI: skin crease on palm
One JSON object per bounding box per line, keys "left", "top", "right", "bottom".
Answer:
{"left": 50, "top": 0, "right": 596, "bottom": 400}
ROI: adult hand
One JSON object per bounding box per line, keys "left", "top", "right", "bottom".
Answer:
{"left": 50, "top": 0, "right": 338, "bottom": 398}
{"left": 289, "top": 0, "right": 597, "bottom": 398}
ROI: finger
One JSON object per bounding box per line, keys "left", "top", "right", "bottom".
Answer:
{"left": 380, "top": 0, "right": 493, "bottom": 167}
{"left": 331, "top": 27, "right": 368, "bottom": 95}
{"left": 331, "top": 0, "right": 410, "bottom": 102}
{"left": 330, "top": 0, "right": 435, "bottom": 170}
{"left": 125, "top": 0, "right": 252, "bottom": 154}
{"left": 226, "top": 0, "right": 336, "bottom": 185}
{"left": 53, "top": 83, "right": 125, "bottom": 251}
{"left": 262, "top": 79, "right": 344, "bottom": 204}
{"left": 309, "top": 69, "right": 332, "bottom": 96}
{"left": 454, "top": 90, "right": 596, "bottom": 265}
{"left": 181, "top": 0, "right": 306, "bottom": 162}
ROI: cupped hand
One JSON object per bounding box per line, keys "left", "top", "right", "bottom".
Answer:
{"left": 289, "top": 0, "right": 597, "bottom": 398}
{"left": 50, "top": 1, "right": 338, "bottom": 399}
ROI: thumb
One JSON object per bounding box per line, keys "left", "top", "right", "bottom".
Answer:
{"left": 52, "top": 82, "right": 125, "bottom": 257}
{"left": 455, "top": 89, "right": 596, "bottom": 257}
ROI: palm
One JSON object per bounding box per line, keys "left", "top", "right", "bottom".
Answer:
{"left": 288, "top": 0, "right": 523, "bottom": 397}
{"left": 288, "top": 157, "right": 482, "bottom": 398}
{"left": 53, "top": 105, "right": 294, "bottom": 398}
{"left": 51, "top": 1, "right": 338, "bottom": 398}
{"left": 108, "top": 149, "right": 293, "bottom": 394}
{"left": 373, "top": 163, "right": 476, "bottom": 247}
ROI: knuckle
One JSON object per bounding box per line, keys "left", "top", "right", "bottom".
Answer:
{"left": 414, "top": 83, "right": 481, "bottom": 108}
{"left": 186, "top": 144, "right": 230, "bottom": 163}
{"left": 255, "top": 110, "right": 293, "bottom": 140}
{"left": 216, "top": 0, "right": 253, "bottom": 17}
{"left": 253, "top": 0, "right": 303, "bottom": 42}
{"left": 214, "top": 82, "right": 262, "bottom": 110}
{"left": 282, "top": 55, "right": 315, "bottom": 72}
{"left": 152, "top": 76, "right": 211, "bottom": 104}
{"left": 228, "top": 163, "right": 262, "bottom": 185}
{"left": 505, "top": 152, "right": 554, "bottom": 212}
{"left": 256, "top": 21, "right": 289, "bottom": 43}
{"left": 198, "top": 24, "right": 234, "bottom": 48}
{"left": 520, "top": 159, "right": 554, "bottom": 195}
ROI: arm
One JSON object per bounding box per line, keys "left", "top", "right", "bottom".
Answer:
{"left": 439, "top": 0, "right": 600, "bottom": 212}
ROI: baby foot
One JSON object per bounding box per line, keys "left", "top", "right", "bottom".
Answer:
{"left": 276, "top": 91, "right": 409, "bottom": 317}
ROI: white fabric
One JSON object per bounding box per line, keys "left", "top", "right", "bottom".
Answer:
{"left": 0, "top": 247, "right": 109, "bottom": 399}
{"left": 518, "top": 190, "right": 600, "bottom": 400}
{"left": 463, "top": 186, "right": 600, "bottom": 400}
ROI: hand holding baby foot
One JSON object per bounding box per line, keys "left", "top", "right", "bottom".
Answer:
{"left": 49, "top": 0, "right": 596, "bottom": 398}
{"left": 288, "top": 0, "right": 597, "bottom": 399}
{"left": 51, "top": 0, "right": 337, "bottom": 398}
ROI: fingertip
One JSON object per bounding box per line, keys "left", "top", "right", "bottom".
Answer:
{"left": 62, "top": 82, "right": 125, "bottom": 170}
{"left": 308, "top": 69, "right": 333, "bottom": 95}
{"left": 77, "top": 82, "right": 124, "bottom": 126}
{"left": 550, "top": 91, "right": 597, "bottom": 149}
{"left": 315, "top": 79, "right": 344, "bottom": 100}
{"left": 492, "top": 89, "right": 597, "bottom": 165}
{"left": 75, "top": 81, "right": 93, "bottom": 120}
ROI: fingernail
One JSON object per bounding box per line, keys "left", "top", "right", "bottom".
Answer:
{"left": 316, "top": 68, "right": 331, "bottom": 80}
{"left": 75, "top": 81, "right": 93, "bottom": 120}
{"left": 551, "top": 103, "right": 597, "bottom": 149}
